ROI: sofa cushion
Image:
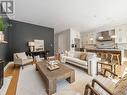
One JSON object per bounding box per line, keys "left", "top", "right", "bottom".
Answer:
{"left": 94, "top": 75, "right": 116, "bottom": 95}
{"left": 73, "top": 51, "right": 81, "bottom": 58}
{"left": 22, "top": 59, "right": 33, "bottom": 65}
{"left": 113, "top": 74, "right": 127, "bottom": 95}
{"left": 66, "top": 57, "right": 87, "bottom": 66}
{"left": 65, "top": 51, "right": 68, "bottom": 56}
{"left": 16, "top": 52, "right": 27, "bottom": 60}
{"left": 68, "top": 51, "right": 74, "bottom": 57}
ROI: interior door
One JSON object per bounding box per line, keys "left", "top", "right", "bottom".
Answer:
{"left": 58, "top": 33, "right": 65, "bottom": 52}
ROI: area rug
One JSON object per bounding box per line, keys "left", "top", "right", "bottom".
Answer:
{"left": 0, "top": 76, "right": 12, "bottom": 95}
{"left": 16, "top": 64, "right": 93, "bottom": 95}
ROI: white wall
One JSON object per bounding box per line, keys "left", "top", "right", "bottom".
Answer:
{"left": 54, "top": 29, "right": 70, "bottom": 52}
{"left": 54, "top": 28, "right": 81, "bottom": 52}
{"left": 54, "top": 34, "right": 58, "bottom": 52}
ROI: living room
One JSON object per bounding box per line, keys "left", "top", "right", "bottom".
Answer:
{"left": 0, "top": 0, "right": 127, "bottom": 95}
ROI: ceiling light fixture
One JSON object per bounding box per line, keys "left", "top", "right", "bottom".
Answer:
{"left": 90, "top": 38, "right": 93, "bottom": 40}
{"left": 98, "top": 36, "right": 103, "bottom": 40}
{"left": 111, "top": 35, "right": 117, "bottom": 38}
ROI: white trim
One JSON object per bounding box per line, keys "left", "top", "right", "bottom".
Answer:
{"left": 4, "top": 61, "right": 14, "bottom": 71}
{"left": 0, "top": 76, "right": 12, "bottom": 95}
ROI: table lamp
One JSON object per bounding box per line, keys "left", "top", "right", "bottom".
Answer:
{"left": 28, "top": 41, "right": 35, "bottom": 52}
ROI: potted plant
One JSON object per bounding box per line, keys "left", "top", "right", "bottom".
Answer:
{"left": 0, "top": 17, "right": 5, "bottom": 42}
{"left": 0, "top": 17, "right": 5, "bottom": 32}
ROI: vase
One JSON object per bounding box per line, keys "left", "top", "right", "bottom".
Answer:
{"left": 0, "top": 32, "right": 4, "bottom": 41}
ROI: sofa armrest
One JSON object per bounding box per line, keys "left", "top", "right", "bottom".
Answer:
{"left": 104, "top": 69, "right": 118, "bottom": 78}
{"left": 27, "top": 56, "right": 33, "bottom": 59}
{"left": 92, "top": 79, "right": 113, "bottom": 95}
{"left": 84, "top": 84, "right": 100, "bottom": 95}
{"left": 87, "top": 53, "right": 97, "bottom": 60}
{"left": 14, "top": 58, "right": 22, "bottom": 65}
{"left": 87, "top": 57, "right": 97, "bottom": 61}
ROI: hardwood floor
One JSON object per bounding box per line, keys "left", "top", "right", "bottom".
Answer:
{"left": 4, "top": 62, "right": 127, "bottom": 95}
{"left": 4, "top": 64, "right": 20, "bottom": 95}
{"left": 116, "top": 61, "right": 127, "bottom": 76}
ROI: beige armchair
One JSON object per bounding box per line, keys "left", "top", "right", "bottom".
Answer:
{"left": 84, "top": 69, "right": 127, "bottom": 95}
{"left": 14, "top": 52, "right": 33, "bottom": 69}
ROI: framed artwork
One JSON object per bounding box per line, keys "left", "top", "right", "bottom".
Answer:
{"left": 34, "top": 39, "right": 44, "bottom": 51}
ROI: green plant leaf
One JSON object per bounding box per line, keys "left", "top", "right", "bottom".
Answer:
{"left": 0, "top": 17, "right": 4, "bottom": 31}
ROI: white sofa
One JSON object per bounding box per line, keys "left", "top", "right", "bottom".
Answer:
{"left": 62, "top": 51, "right": 100, "bottom": 76}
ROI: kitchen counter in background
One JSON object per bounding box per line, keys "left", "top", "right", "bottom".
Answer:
{"left": 86, "top": 48, "right": 121, "bottom": 52}
{"left": 86, "top": 48, "right": 124, "bottom": 65}
{"left": 124, "top": 50, "right": 127, "bottom": 61}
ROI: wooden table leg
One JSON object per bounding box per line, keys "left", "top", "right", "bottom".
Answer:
{"left": 101, "top": 64, "right": 102, "bottom": 73}
{"left": 36, "top": 64, "right": 38, "bottom": 71}
{"left": 66, "top": 71, "right": 75, "bottom": 83}
{"left": 47, "top": 79, "right": 56, "bottom": 95}
{"left": 111, "top": 65, "right": 113, "bottom": 72}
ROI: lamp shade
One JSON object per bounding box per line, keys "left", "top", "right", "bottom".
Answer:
{"left": 28, "top": 42, "right": 35, "bottom": 46}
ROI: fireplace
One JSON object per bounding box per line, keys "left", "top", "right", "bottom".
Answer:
{"left": 0, "top": 60, "right": 4, "bottom": 89}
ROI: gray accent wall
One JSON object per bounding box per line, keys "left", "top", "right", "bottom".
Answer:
{"left": 9, "top": 20, "right": 54, "bottom": 60}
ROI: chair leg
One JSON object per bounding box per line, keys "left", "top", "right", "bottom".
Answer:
{"left": 22, "top": 65, "right": 24, "bottom": 69}
{"left": 117, "top": 55, "right": 120, "bottom": 65}
{"left": 14, "top": 64, "right": 15, "bottom": 68}
{"left": 114, "top": 65, "right": 116, "bottom": 74}
{"left": 111, "top": 55, "right": 113, "bottom": 63}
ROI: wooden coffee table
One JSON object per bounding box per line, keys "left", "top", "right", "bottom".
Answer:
{"left": 36, "top": 60, "right": 75, "bottom": 95}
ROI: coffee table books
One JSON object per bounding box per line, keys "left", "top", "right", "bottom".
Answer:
{"left": 47, "top": 64, "right": 60, "bottom": 71}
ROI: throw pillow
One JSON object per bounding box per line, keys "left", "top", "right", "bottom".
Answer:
{"left": 16, "top": 52, "right": 27, "bottom": 60}
{"left": 15, "top": 54, "right": 19, "bottom": 58}
{"left": 68, "top": 51, "right": 74, "bottom": 57}
{"left": 65, "top": 51, "right": 68, "bottom": 56}
{"left": 35, "top": 55, "right": 41, "bottom": 62}
{"left": 113, "top": 74, "right": 127, "bottom": 95}
{"left": 54, "top": 53, "right": 60, "bottom": 60}
{"left": 80, "top": 53, "right": 87, "bottom": 60}
{"left": 74, "top": 52, "right": 81, "bottom": 58}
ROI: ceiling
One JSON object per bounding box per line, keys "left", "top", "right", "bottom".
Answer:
{"left": 10, "top": 0, "right": 127, "bottom": 33}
